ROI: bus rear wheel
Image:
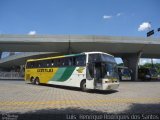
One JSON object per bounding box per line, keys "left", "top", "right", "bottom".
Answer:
{"left": 81, "top": 80, "right": 88, "bottom": 92}
{"left": 30, "top": 77, "right": 35, "bottom": 84}
{"left": 35, "top": 77, "right": 40, "bottom": 85}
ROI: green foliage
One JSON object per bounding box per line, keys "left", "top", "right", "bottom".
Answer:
{"left": 140, "top": 63, "right": 160, "bottom": 73}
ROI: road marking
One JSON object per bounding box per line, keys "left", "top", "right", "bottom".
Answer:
{"left": 0, "top": 98, "right": 160, "bottom": 111}
{"left": 0, "top": 97, "right": 160, "bottom": 107}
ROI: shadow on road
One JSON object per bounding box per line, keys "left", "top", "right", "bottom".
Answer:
{"left": 1, "top": 103, "right": 159, "bottom": 120}
{"left": 38, "top": 83, "right": 119, "bottom": 95}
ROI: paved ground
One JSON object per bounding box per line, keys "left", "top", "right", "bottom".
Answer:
{"left": 0, "top": 79, "right": 160, "bottom": 119}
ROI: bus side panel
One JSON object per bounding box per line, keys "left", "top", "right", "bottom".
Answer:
{"left": 25, "top": 68, "right": 58, "bottom": 84}
{"left": 48, "top": 67, "right": 86, "bottom": 88}
{"left": 25, "top": 69, "right": 39, "bottom": 82}
{"left": 39, "top": 68, "right": 58, "bottom": 83}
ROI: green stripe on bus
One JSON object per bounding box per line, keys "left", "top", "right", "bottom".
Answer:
{"left": 58, "top": 66, "right": 76, "bottom": 82}
{"left": 50, "top": 67, "right": 66, "bottom": 81}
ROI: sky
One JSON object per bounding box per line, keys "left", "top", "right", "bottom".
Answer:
{"left": 0, "top": 0, "right": 160, "bottom": 64}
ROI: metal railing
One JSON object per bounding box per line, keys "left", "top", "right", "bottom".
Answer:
{"left": 0, "top": 72, "right": 24, "bottom": 79}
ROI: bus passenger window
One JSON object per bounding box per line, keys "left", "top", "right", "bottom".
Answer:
{"left": 46, "top": 60, "right": 50, "bottom": 67}
{"left": 51, "top": 60, "right": 54, "bottom": 67}
{"left": 68, "top": 57, "right": 72, "bottom": 66}
{"left": 38, "top": 63, "right": 41, "bottom": 68}
{"left": 56, "top": 59, "right": 60, "bottom": 67}
{"left": 73, "top": 57, "right": 76, "bottom": 66}
{"left": 30, "top": 62, "right": 34, "bottom": 68}
{"left": 60, "top": 58, "right": 65, "bottom": 66}
{"left": 46, "top": 63, "right": 50, "bottom": 67}
{"left": 76, "top": 55, "right": 86, "bottom": 66}
{"left": 26, "top": 62, "right": 31, "bottom": 68}
{"left": 54, "top": 59, "right": 59, "bottom": 67}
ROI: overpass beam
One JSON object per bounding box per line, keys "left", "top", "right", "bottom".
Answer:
{"left": 122, "top": 51, "right": 142, "bottom": 81}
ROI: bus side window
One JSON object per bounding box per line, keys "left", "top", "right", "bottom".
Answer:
{"left": 40, "top": 60, "right": 45, "bottom": 68}
{"left": 60, "top": 58, "right": 65, "bottom": 66}
{"left": 51, "top": 60, "right": 55, "bottom": 67}
{"left": 34, "top": 62, "right": 38, "bottom": 68}
{"left": 38, "top": 62, "right": 42, "bottom": 68}
{"left": 46, "top": 60, "right": 50, "bottom": 68}
{"left": 68, "top": 57, "right": 72, "bottom": 66}
{"left": 64, "top": 58, "right": 70, "bottom": 66}
{"left": 26, "top": 62, "right": 30, "bottom": 68}
{"left": 32, "top": 61, "right": 39, "bottom": 68}
{"left": 43, "top": 60, "right": 50, "bottom": 68}
{"left": 30, "top": 62, "right": 34, "bottom": 68}
{"left": 76, "top": 55, "right": 86, "bottom": 66}
{"left": 56, "top": 59, "right": 60, "bottom": 67}
{"left": 38, "top": 61, "right": 42, "bottom": 68}
{"left": 73, "top": 57, "right": 76, "bottom": 66}
{"left": 53, "top": 59, "right": 58, "bottom": 67}
{"left": 54, "top": 59, "right": 59, "bottom": 67}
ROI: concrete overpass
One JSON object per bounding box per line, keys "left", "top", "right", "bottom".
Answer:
{"left": 0, "top": 52, "right": 60, "bottom": 68}
{"left": 0, "top": 34, "right": 160, "bottom": 80}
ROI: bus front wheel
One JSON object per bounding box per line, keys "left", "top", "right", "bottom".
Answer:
{"left": 81, "top": 80, "right": 88, "bottom": 92}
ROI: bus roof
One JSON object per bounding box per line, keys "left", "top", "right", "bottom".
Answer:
{"left": 27, "top": 52, "right": 113, "bottom": 62}
{"left": 83, "top": 51, "right": 113, "bottom": 57}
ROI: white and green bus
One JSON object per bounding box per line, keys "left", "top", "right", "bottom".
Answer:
{"left": 25, "top": 52, "right": 119, "bottom": 91}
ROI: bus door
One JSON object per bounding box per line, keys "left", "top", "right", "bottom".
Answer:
{"left": 86, "top": 62, "right": 102, "bottom": 89}
{"left": 86, "top": 63, "right": 94, "bottom": 89}
{"left": 94, "top": 62, "right": 103, "bottom": 88}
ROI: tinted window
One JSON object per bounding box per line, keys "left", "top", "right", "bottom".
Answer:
{"left": 26, "top": 55, "right": 86, "bottom": 68}
{"left": 26, "top": 62, "right": 31, "bottom": 68}
{"left": 60, "top": 58, "right": 69, "bottom": 66}
{"left": 76, "top": 55, "right": 86, "bottom": 66}
{"left": 101, "top": 54, "right": 115, "bottom": 63}
{"left": 72, "top": 55, "right": 86, "bottom": 66}
{"left": 89, "top": 54, "right": 101, "bottom": 62}
{"left": 26, "top": 61, "right": 38, "bottom": 68}
{"left": 39, "top": 60, "right": 47, "bottom": 68}
{"left": 89, "top": 54, "right": 115, "bottom": 63}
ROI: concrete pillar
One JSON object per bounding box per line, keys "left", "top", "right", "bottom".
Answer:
{"left": 122, "top": 51, "right": 142, "bottom": 81}
{"left": 0, "top": 52, "right": 2, "bottom": 59}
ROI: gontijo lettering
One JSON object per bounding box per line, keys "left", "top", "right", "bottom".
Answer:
{"left": 37, "top": 69, "right": 53, "bottom": 72}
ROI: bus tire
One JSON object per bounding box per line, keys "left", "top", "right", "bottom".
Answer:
{"left": 80, "top": 80, "right": 88, "bottom": 92}
{"left": 35, "top": 77, "right": 40, "bottom": 85}
{"left": 30, "top": 77, "right": 35, "bottom": 84}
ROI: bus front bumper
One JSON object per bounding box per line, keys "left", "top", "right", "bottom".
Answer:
{"left": 102, "top": 83, "right": 120, "bottom": 90}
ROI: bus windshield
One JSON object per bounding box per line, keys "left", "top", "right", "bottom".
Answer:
{"left": 89, "top": 53, "right": 116, "bottom": 63}
{"left": 102, "top": 62, "right": 118, "bottom": 78}
{"left": 121, "top": 69, "right": 131, "bottom": 76}
{"left": 88, "top": 53, "right": 118, "bottom": 79}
